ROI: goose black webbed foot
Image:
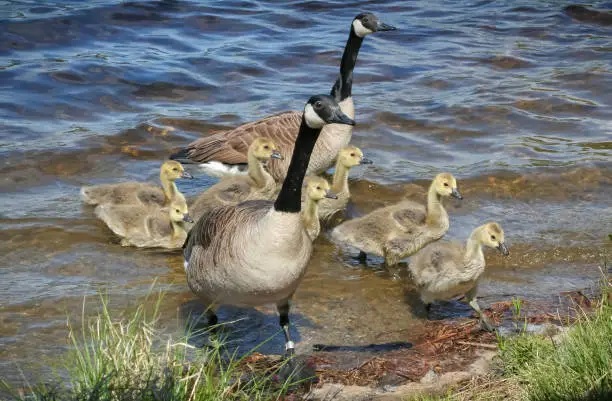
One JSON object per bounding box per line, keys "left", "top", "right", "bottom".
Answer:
{"left": 276, "top": 354, "right": 317, "bottom": 388}
{"left": 479, "top": 316, "right": 495, "bottom": 332}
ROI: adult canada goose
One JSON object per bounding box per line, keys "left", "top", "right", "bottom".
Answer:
{"left": 315, "top": 145, "right": 371, "bottom": 222}
{"left": 95, "top": 200, "right": 194, "bottom": 249}
{"left": 80, "top": 160, "right": 193, "bottom": 207}
{"left": 409, "top": 222, "right": 509, "bottom": 331}
{"left": 331, "top": 173, "right": 462, "bottom": 266}
{"left": 170, "top": 13, "right": 395, "bottom": 180}
{"left": 183, "top": 94, "right": 355, "bottom": 357}
{"left": 301, "top": 176, "right": 337, "bottom": 241}
{"left": 189, "top": 138, "right": 282, "bottom": 221}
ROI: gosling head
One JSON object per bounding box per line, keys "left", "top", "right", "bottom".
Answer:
{"left": 352, "top": 13, "right": 397, "bottom": 38}
{"left": 480, "top": 222, "right": 509, "bottom": 256}
{"left": 250, "top": 138, "right": 283, "bottom": 161}
{"left": 168, "top": 202, "right": 194, "bottom": 224}
{"left": 337, "top": 146, "right": 373, "bottom": 168}
{"left": 304, "top": 95, "right": 356, "bottom": 129}
{"left": 305, "top": 177, "right": 337, "bottom": 202}
{"left": 161, "top": 160, "right": 193, "bottom": 180}
{"left": 433, "top": 173, "right": 462, "bottom": 200}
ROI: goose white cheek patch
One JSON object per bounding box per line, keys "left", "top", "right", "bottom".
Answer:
{"left": 183, "top": 260, "right": 189, "bottom": 271}
{"left": 304, "top": 104, "right": 326, "bottom": 129}
{"left": 352, "top": 19, "right": 373, "bottom": 38}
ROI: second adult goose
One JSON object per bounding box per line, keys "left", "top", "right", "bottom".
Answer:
{"left": 189, "top": 138, "right": 282, "bottom": 221}
{"left": 80, "top": 160, "right": 192, "bottom": 207}
{"left": 170, "top": 13, "right": 395, "bottom": 181}
{"left": 331, "top": 173, "right": 462, "bottom": 266}
{"left": 409, "top": 222, "right": 509, "bottom": 331}
{"left": 183, "top": 94, "right": 354, "bottom": 357}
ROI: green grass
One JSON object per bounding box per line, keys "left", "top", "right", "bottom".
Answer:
{"left": 1, "top": 291, "right": 302, "bottom": 401}
{"left": 498, "top": 281, "right": 612, "bottom": 401}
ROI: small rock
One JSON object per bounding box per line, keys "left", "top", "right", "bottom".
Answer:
{"left": 420, "top": 369, "right": 439, "bottom": 384}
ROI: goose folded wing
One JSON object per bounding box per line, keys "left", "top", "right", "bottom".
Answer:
{"left": 182, "top": 111, "right": 303, "bottom": 164}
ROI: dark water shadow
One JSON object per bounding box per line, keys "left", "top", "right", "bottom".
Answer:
{"left": 312, "top": 341, "right": 412, "bottom": 353}
{"left": 179, "top": 299, "right": 315, "bottom": 356}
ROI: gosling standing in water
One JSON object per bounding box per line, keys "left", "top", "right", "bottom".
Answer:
{"left": 189, "top": 138, "right": 282, "bottom": 220}
{"left": 95, "top": 200, "right": 194, "bottom": 249}
{"left": 80, "top": 160, "right": 193, "bottom": 207}
{"left": 302, "top": 177, "right": 337, "bottom": 241}
{"left": 316, "top": 145, "right": 371, "bottom": 222}
{"left": 409, "top": 222, "right": 509, "bottom": 331}
{"left": 331, "top": 173, "right": 462, "bottom": 266}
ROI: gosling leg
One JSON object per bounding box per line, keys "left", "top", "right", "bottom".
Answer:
{"left": 465, "top": 287, "right": 494, "bottom": 332}
{"left": 277, "top": 300, "right": 295, "bottom": 357}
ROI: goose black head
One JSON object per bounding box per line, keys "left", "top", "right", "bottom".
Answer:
{"left": 304, "top": 95, "right": 356, "bottom": 129}
{"left": 352, "top": 13, "right": 397, "bottom": 38}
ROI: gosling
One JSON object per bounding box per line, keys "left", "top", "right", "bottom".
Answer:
{"left": 80, "top": 160, "right": 192, "bottom": 207}
{"left": 316, "top": 145, "right": 371, "bottom": 222}
{"left": 95, "top": 200, "right": 194, "bottom": 249}
{"left": 189, "top": 138, "right": 282, "bottom": 220}
{"left": 331, "top": 173, "right": 462, "bottom": 266}
{"left": 302, "top": 177, "right": 337, "bottom": 241}
{"left": 409, "top": 222, "right": 509, "bottom": 331}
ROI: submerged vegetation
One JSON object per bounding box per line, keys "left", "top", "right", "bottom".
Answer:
{"left": 1, "top": 292, "right": 301, "bottom": 401}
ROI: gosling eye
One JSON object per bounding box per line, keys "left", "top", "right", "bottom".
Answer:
{"left": 175, "top": 209, "right": 180, "bottom": 213}
{"left": 316, "top": 186, "right": 321, "bottom": 190}
{"left": 491, "top": 235, "right": 496, "bottom": 240}
{"left": 443, "top": 183, "right": 449, "bottom": 187}
{"left": 350, "top": 153, "right": 355, "bottom": 157}
{"left": 172, "top": 168, "right": 178, "bottom": 172}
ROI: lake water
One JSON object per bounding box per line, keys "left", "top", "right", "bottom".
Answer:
{"left": 1, "top": 0, "right": 611, "bottom": 387}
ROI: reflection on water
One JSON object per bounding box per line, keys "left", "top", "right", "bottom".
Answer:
{"left": 1, "top": 0, "right": 611, "bottom": 387}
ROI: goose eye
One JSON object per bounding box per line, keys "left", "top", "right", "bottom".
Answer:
{"left": 443, "top": 183, "right": 449, "bottom": 187}
{"left": 491, "top": 235, "right": 496, "bottom": 240}
{"left": 363, "top": 17, "right": 369, "bottom": 23}
{"left": 315, "top": 101, "right": 322, "bottom": 108}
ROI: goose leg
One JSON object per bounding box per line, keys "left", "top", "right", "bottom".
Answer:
{"left": 358, "top": 250, "right": 367, "bottom": 263}
{"left": 277, "top": 300, "right": 294, "bottom": 357}
{"left": 465, "top": 287, "right": 494, "bottom": 332}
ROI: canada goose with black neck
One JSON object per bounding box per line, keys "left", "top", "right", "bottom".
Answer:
{"left": 183, "top": 95, "right": 354, "bottom": 357}
{"left": 170, "top": 13, "right": 395, "bottom": 181}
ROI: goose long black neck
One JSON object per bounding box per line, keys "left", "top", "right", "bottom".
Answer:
{"left": 274, "top": 118, "right": 321, "bottom": 213}
{"left": 330, "top": 27, "right": 363, "bottom": 102}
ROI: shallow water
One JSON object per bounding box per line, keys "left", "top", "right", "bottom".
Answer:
{"left": 1, "top": 0, "right": 611, "bottom": 387}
